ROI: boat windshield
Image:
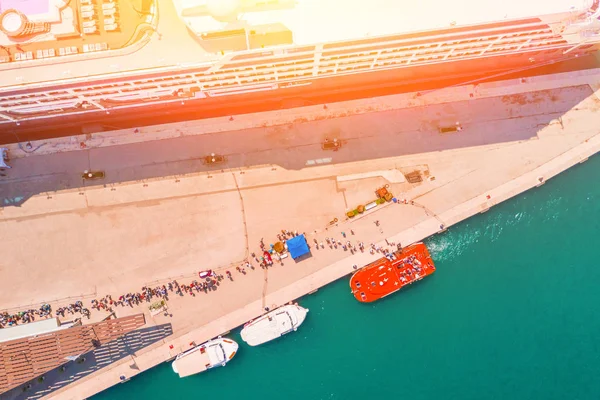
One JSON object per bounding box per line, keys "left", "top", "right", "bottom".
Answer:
{"left": 206, "top": 343, "right": 226, "bottom": 366}
{"left": 277, "top": 311, "right": 295, "bottom": 332}
{"left": 286, "top": 310, "right": 297, "bottom": 326}
{"left": 217, "top": 344, "right": 226, "bottom": 362}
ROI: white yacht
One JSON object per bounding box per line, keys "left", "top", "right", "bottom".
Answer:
{"left": 171, "top": 337, "right": 238, "bottom": 378}
{"left": 240, "top": 304, "right": 308, "bottom": 346}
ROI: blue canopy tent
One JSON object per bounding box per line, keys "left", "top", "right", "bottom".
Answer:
{"left": 286, "top": 234, "right": 310, "bottom": 259}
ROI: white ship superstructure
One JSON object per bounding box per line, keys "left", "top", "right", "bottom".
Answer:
{"left": 0, "top": 0, "right": 599, "bottom": 135}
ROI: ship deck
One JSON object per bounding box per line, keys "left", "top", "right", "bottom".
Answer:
{"left": 0, "top": 0, "right": 590, "bottom": 90}
{"left": 0, "top": 0, "right": 151, "bottom": 70}
{"left": 241, "top": 312, "right": 289, "bottom": 345}
{"left": 0, "top": 0, "right": 204, "bottom": 89}
{"left": 173, "top": 346, "right": 212, "bottom": 377}
{"left": 350, "top": 243, "right": 435, "bottom": 302}
{"left": 227, "top": 0, "right": 588, "bottom": 46}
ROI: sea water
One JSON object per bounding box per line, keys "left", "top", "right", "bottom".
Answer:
{"left": 93, "top": 155, "right": 600, "bottom": 400}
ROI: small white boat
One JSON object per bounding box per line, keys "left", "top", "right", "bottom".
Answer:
{"left": 240, "top": 304, "right": 308, "bottom": 346}
{"left": 172, "top": 338, "right": 238, "bottom": 378}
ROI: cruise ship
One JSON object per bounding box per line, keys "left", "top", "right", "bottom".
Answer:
{"left": 1, "top": 0, "right": 600, "bottom": 141}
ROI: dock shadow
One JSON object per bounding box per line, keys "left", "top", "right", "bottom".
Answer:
{"left": 0, "top": 84, "right": 594, "bottom": 208}
{"left": 292, "top": 252, "right": 313, "bottom": 263}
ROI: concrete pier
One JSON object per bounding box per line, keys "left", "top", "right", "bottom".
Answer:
{"left": 0, "top": 68, "right": 599, "bottom": 399}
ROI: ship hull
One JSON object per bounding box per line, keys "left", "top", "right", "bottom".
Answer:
{"left": 0, "top": 43, "right": 597, "bottom": 143}
{"left": 350, "top": 243, "right": 436, "bottom": 303}
{"left": 172, "top": 338, "right": 238, "bottom": 378}
{"left": 240, "top": 304, "right": 308, "bottom": 346}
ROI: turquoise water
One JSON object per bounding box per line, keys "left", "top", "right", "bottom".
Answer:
{"left": 93, "top": 155, "right": 600, "bottom": 400}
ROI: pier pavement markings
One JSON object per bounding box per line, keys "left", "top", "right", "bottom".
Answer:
{"left": 232, "top": 172, "right": 250, "bottom": 259}
{"left": 262, "top": 268, "right": 269, "bottom": 309}
{"left": 305, "top": 157, "right": 333, "bottom": 166}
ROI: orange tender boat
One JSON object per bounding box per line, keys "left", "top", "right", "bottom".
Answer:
{"left": 350, "top": 243, "right": 435, "bottom": 303}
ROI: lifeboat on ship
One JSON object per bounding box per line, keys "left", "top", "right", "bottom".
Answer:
{"left": 350, "top": 242, "right": 435, "bottom": 303}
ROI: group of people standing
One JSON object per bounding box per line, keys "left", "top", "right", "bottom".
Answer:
{"left": 1, "top": 225, "right": 376, "bottom": 329}
{"left": 90, "top": 277, "right": 227, "bottom": 311}
{"left": 0, "top": 302, "right": 88, "bottom": 328}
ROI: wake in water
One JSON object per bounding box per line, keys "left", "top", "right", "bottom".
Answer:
{"left": 426, "top": 191, "right": 570, "bottom": 263}
{"left": 426, "top": 199, "right": 544, "bottom": 263}
{"left": 426, "top": 224, "right": 482, "bottom": 263}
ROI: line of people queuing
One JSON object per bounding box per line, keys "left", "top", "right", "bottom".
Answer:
{"left": 0, "top": 302, "right": 92, "bottom": 328}
{"left": 90, "top": 277, "right": 227, "bottom": 311}
{"left": 1, "top": 226, "right": 381, "bottom": 329}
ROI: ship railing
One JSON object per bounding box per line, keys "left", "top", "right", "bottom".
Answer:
{"left": 570, "top": 5, "right": 600, "bottom": 27}
{"left": 564, "top": 18, "right": 600, "bottom": 37}
{"left": 0, "top": 20, "right": 549, "bottom": 93}
{"left": 202, "top": 32, "right": 558, "bottom": 84}
{"left": 161, "top": 36, "right": 556, "bottom": 86}
{"left": 6, "top": 101, "right": 80, "bottom": 114}
{"left": 0, "top": 27, "right": 571, "bottom": 107}
{"left": 563, "top": 31, "right": 600, "bottom": 54}
{"left": 0, "top": 36, "right": 567, "bottom": 112}
{"left": 217, "top": 28, "right": 550, "bottom": 72}
{"left": 0, "top": 22, "right": 555, "bottom": 98}
{"left": 0, "top": 81, "right": 203, "bottom": 108}
{"left": 0, "top": 42, "right": 561, "bottom": 111}
{"left": 204, "top": 29, "right": 556, "bottom": 73}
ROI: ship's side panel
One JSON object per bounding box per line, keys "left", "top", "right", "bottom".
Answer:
{"left": 1, "top": 42, "right": 597, "bottom": 141}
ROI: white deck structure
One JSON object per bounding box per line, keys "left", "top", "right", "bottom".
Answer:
{"left": 177, "top": 0, "right": 593, "bottom": 45}
{"left": 0, "top": 0, "right": 595, "bottom": 89}
{"left": 171, "top": 338, "right": 238, "bottom": 378}
{"left": 240, "top": 304, "right": 308, "bottom": 346}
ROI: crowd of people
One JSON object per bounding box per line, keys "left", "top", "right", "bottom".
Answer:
{"left": 0, "top": 302, "right": 88, "bottom": 328}
{"left": 89, "top": 276, "right": 227, "bottom": 312}
{"left": 0, "top": 270, "right": 236, "bottom": 328}
{"left": 317, "top": 232, "right": 400, "bottom": 256}
{"left": 0, "top": 275, "right": 230, "bottom": 328}
{"left": 55, "top": 301, "right": 90, "bottom": 319}
{"left": 1, "top": 224, "right": 396, "bottom": 329}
